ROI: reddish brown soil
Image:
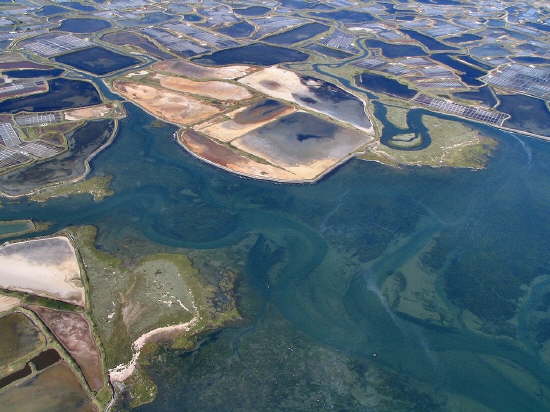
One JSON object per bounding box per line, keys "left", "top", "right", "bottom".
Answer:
{"left": 29, "top": 306, "right": 104, "bottom": 392}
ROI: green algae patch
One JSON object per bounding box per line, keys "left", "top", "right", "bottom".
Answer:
{"left": 66, "top": 225, "right": 242, "bottom": 408}
{"left": 361, "top": 113, "right": 497, "bottom": 169}
{"left": 29, "top": 176, "right": 114, "bottom": 203}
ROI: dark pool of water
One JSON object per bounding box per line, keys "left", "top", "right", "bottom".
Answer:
{"left": 366, "top": 39, "right": 427, "bottom": 58}
{"left": 311, "top": 10, "right": 377, "bottom": 24}
{"left": 3, "top": 99, "right": 550, "bottom": 412}
{"left": 183, "top": 14, "right": 202, "bottom": 22}
{"left": 60, "top": 1, "right": 96, "bottom": 11}
{"left": 263, "top": 22, "right": 329, "bottom": 45}
{"left": 498, "top": 94, "right": 550, "bottom": 137}
{"left": 31, "top": 349, "right": 61, "bottom": 371}
{"left": 3, "top": 69, "right": 64, "bottom": 78}
{"left": 512, "top": 56, "right": 550, "bottom": 64}
{"left": 234, "top": 6, "right": 270, "bottom": 16}
{"left": 430, "top": 53, "right": 486, "bottom": 86}
{"left": 400, "top": 29, "right": 458, "bottom": 50}
{"left": 217, "top": 22, "right": 254, "bottom": 38}
{"left": 36, "top": 5, "right": 69, "bottom": 16}
{"left": 455, "top": 55, "right": 493, "bottom": 70}
{"left": 453, "top": 86, "right": 497, "bottom": 107}
{"left": 356, "top": 72, "right": 417, "bottom": 98}
{"left": 55, "top": 46, "right": 140, "bottom": 76}
{"left": 0, "top": 364, "right": 31, "bottom": 388}
{"left": 58, "top": 18, "right": 111, "bottom": 33}
{"left": 280, "top": 0, "right": 332, "bottom": 9}
{"left": 0, "top": 78, "right": 101, "bottom": 113}
{"left": 444, "top": 33, "right": 482, "bottom": 43}
{"left": 193, "top": 43, "right": 309, "bottom": 66}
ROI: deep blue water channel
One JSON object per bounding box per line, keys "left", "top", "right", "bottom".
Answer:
{"left": 2, "top": 103, "right": 550, "bottom": 411}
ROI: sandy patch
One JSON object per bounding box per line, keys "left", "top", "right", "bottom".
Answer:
{"left": 195, "top": 101, "right": 296, "bottom": 142}
{"left": 113, "top": 81, "right": 220, "bottom": 126}
{"left": 0, "top": 294, "right": 20, "bottom": 312}
{"left": 179, "top": 130, "right": 297, "bottom": 181}
{"left": 239, "top": 66, "right": 374, "bottom": 133}
{"left": 156, "top": 74, "right": 252, "bottom": 101}
{"left": 153, "top": 59, "right": 253, "bottom": 80}
{"left": 64, "top": 104, "right": 113, "bottom": 121}
{"left": 0, "top": 236, "right": 85, "bottom": 306}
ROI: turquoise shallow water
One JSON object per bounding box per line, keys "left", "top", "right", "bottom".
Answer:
{"left": 2, "top": 103, "right": 550, "bottom": 410}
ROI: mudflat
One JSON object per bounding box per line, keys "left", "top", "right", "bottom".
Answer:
{"left": 0, "top": 236, "right": 85, "bottom": 306}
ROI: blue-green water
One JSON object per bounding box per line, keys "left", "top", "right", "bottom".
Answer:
{"left": 2, "top": 103, "right": 550, "bottom": 411}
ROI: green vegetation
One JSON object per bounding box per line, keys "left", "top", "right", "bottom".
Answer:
{"left": 29, "top": 175, "right": 114, "bottom": 202}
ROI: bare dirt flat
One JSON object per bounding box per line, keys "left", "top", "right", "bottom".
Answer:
{"left": 113, "top": 81, "right": 220, "bottom": 126}
{"left": 180, "top": 130, "right": 297, "bottom": 181}
{"left": 239, "top": 66, "right": 374, "bottom": 133}
{"left": 195, "top": 99, "right": 295, "bottom": 142}
{"left": 232, "top": 112, "right": 373, "bottom": 180}
{"left": 0, "top": 295, "right": 20, "bottom": 312}
{"left": 0, "top": 361, "right": 97, "bottom": 412}
{"left": 64, "top": 104, "right": 113, "bottom": 121}
{"left": 153, "top": 60, "right": 253, "bottom": 80}
{"left": 31, "top": 306, "right": 104, "bottom": 391}
{"left": 0, "top": 236, "right": 85, "bottom": 306}
{"left": 156, "top": 74, "right": 252, "bottom": 101}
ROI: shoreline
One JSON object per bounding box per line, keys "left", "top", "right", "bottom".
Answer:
{"left": 0, "top": 118, "right": 120, "bottom": 199}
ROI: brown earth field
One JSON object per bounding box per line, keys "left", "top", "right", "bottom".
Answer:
{"left": 156, "top": 74, "right": 252, "bottom": 101}
{"left": 195, "top": 99, "right": 296, "bottom": 142}
{"left": 64, "top": 104, "right": 113, "bottom": 121}
{"left": 0, "top": 361, "right": 97, "bottom": 412}
{"left": 152, "top": 59, "right": 254, "bottom": 80}
{"left": 113, "top": 81, "right": 220, "bottom": 126}
{"left": 29, "top": 306, "right": 104, "bottom": 391}
{"left": 179, "top": 130, "right": 296, "bottom": 181}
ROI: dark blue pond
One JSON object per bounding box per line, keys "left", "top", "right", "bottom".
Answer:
{"left": 311, "top": 10, "right": 377, "bottom": 24}
{"left": 3, "top": 69, "right": 64, "bottom": 78}
{"left": 280, "top": 0, "right": 332, "bottom": 9}
{"left": 55, "top": 46, "right": 140, "bottom": 76}
{"left": 36, "top": 5, "right": 70, "bottom": 16}
{"left": 234, "top": 6, "right": 270, "bottom": 16}
{"left": 444, "top": 33, "right": 482, "bottom": 43}
{"left": 430, "top": 53, "right": 486, "bottom": 86}
{"left": 400, "top": 29, "right": 458, "bottom": 51}
{"left": 512, "top": 56, "right": 550, "bottom": 64}
{"left": 366, "top": 39, "right": 427, "bottom": 58}
{"left": 263, "top": 23, "right": 329, "bottom": 45}
{"left": 193, "top": 43, "right": 309, "bottom": 66}
{"left": 61, "top": 2, "right": 96, "bottom": 11}
{"left": 453, "top": 86, "right": 497, "bottom": 107}
{"left": 356, "top": 72, "right": 417, "bottom": 99}
{"left": 526, "top": 22, "right": 550, "bottom": 32}
{"left": 498, "top": 94, "right": 550, "bottom": 137}
{"left": 58, "top": 18, "right": 111, "bottom": 33}
{"left": 183, "top": 14, "right": 202, "bottom": 22}
{"left": 456, "top": 55, "right": 493, "bottom": 70}
{"left": 0, "top": 78, "right": 101, "bottom": 113}
{"left": 217, "top": 22, "right": 254, "bottom": 38}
